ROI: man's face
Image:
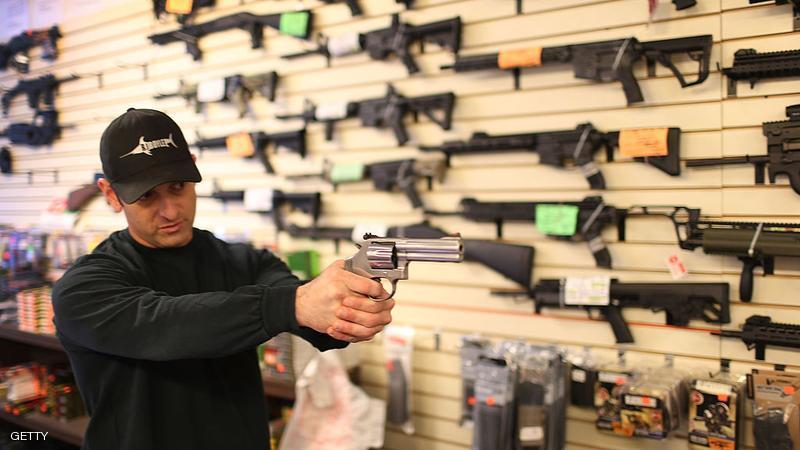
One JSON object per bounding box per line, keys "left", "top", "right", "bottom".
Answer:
{"left": 120, "top": 181, "right": 197, "bottom": 248}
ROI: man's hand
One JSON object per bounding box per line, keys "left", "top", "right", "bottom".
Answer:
{"left": 295, "top": 260, "right": 395, "bottom": 343}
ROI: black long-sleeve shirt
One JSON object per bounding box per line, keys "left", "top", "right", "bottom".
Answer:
{"left": 52, "top": 228, "right": 346, "bottom": 450}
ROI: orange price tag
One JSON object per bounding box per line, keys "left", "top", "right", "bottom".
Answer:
{"left": 784, "top": 385, "right": 796, "bottom": 395}
{"left": 166, "top": 0, "right": 193, "bottom": 14}
{"left": 226, "top": 132, "right": 255, "bottom": 157}
{"left": 717, "top": 394, "right": 729, "bottom": 402}
{"left": 618, "top": 127, "right": 670, "bottom": 157}
{"left": 498, "top": 47, "right": 542, "bottom": 69}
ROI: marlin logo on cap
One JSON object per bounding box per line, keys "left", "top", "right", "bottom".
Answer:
{"left": 120, "top": 134, "right": 177, "bottom": 159}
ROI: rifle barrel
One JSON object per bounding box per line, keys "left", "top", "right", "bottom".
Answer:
{"left": 686, "top": 155, "right": 769, "bottom": 167}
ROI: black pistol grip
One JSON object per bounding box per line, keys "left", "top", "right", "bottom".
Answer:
{"left": 617, "top": 66, "right": 644, "bottom": 104}
{"left": 738, "top": 258, "right": 757, "bottom": 302}
{"left": 603, "top": 306, "right": 633, "bottom": 344}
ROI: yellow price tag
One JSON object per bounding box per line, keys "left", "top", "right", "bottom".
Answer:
{"left": 166, "top": 0, "right": 193, "bottom": 14}
{"left": 226, "top": 132, "right": 255, "bottom": 157}
{"left": 618, "top": 127, "right": 669, "bottom": 157}
{"left": 498, "top": 48, "right": 542, "bottom": 69}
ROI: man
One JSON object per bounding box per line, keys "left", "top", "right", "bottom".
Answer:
{"left": 52, "top": 108, "right": 394, "bottom": 450}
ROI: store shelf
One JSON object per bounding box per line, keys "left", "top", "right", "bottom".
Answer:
{"left": 0, "top": 324, "right": 62, "bottom": 351}
{"left": 0, "top": 411, "right": 87, "bottom": 446}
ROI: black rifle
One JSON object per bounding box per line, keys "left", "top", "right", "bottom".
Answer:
{"left": 0, "top": 26, "right": 61, "bottom": 74}
{"left": 714, "top": 315, "right": 800, "bottom": 360}
{"left": 429, "top": 196, "right": 618, "bottom": 268}
{"left": 419, "top": 124, "right": 681, "bottom": 189}
{"left": 686, "top": 104, "right": 800, "bottom": 195}
{"left": 0, "top": 110, "right": 64, "bottom": 146}
{"left": 278, "top": 86, "right": 455, "bottom": 144}
{"left": 287, "top": 159, "right": 445, "bottom": 209}
{"left": 673, "top": 0, "right": 697, "bottom": 9}
{"left": 206, "top": 189, "right": 321, "bottom": 232}
{"left": 152, "top": 0, "right": 215, "bottom": 24}
{"left": 358, "top": 85, "right": 455, "bottom": 145}
{"left": 287, "top": 221, "right": 535, "bottom": 288}
{"left": 2, "top": 74, "right": 79, "bottom": 116}
{"left": 148, "top": 11, "right": 313, "bottom": 60}
{"left": 194, "top": 128, "right": 306, "bottom": 174}
{"left": 441, "top": 34, "right": 712, "bottom": 102}
{"left": 515, "top": 279, "right": 730, "bottom": 344}
{"left": 723, "top": 47, "right": 800, "bottom": 96}
{"left": 618, "top": 205, "right": 800, "bottom": 302}
{"left": 749, "top": 0, "right": 800, "bottom": 31}
{"left": 276, "top": 99, "right": 359, "bottom": 140}
{"left": 154, "top": 72, "right": 278, "bottom": 117}
{"left": 283, "top": 13, "right": 460, "bottom": 73}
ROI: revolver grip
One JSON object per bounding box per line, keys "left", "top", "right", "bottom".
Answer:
{"left": 602, "top": 305, "right": 633, "bottom": 344}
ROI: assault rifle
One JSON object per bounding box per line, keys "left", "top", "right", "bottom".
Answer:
{"left": 749, "top": 0, "right": 800, "bottom": 31}
{"left": 618, "top": 205, "right": 800, "bottom": 302}
{"left": 2, "top": 74, "right": 79, "bottom": 116}
{"left": 686, "top": 104, "right": 800, "bottom": 195}
{"left": 154, "top": 72, "right": 278, "bottom": 117}
{"left": 282, "top": 13, "right": 460, "bottom": 73}
{"left": 286, "top": 159, "right": 445, "bottom": 209}
{"left": 441, "top": 34, "right": 712, "bottom": 102}
{"left": 148, "top": 11, "right": 312, "bottom": 60}
{"left": 714, "top": 315, "right": 800, "bottom": 360}
{"left": 419, "top": 124, "right": 682, "bottom": 189}
{"left": 428, "top": 196, "right": 618, "bottom": 268}
{"left": 0, "top": 26, "right": 61, "bottom": 74}
{"left": 286, "top": 221, "right": 535, "bottom": 288}
{"left": 206, "top": 188, "right": 321, "bottom": 231}
{"left": 723, "top": 47, "right": 800, "bottom": 96}
{"left": 278, "top": 86, "right": 454, "bottom": 144}
{"left": 0, "top": 110, "right": 65, "bottom": 146}
{"left": 193, "top": 128, "right": 306, "bottom": 174}
{"left": 152, "top": 0, "right": 215, "bottom": 24}
{"left": 510, "top": 278, "right": 730, "bottom": 344}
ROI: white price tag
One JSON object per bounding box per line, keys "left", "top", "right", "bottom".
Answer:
{"left": 519, "top": 426, "right": 544, "bottom": 442}
{"left": 315, "top": 101, "right": 351, "bottom": 120}
{"left": 666, "top": 254, "right": 688, "bottom": 279}
{"left": 564, "top": 276, "right": 611, "bottom": 306}
{"left": 197, "top": 78, "right": 226, "bottom": 102}
{"left": 243, "top": 188, "right": 274, "bottom": 212}
{"left": 571, "top": 369, "right": 587, "bottom": 383}
{"left": 694, "top": 380, "right": 734, "bottom": 397}
{"left": 352, "top": 223, "right": 389, "bottom": 243}
{"left": 328, "top": 32, "right": 363, "bottom": 57}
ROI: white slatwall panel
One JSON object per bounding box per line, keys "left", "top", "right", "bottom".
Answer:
{"left": 2, "top": 0, "right": 798, "bottom": 448}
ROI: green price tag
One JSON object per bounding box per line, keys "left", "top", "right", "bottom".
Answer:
{"left": 535, "top": 204, "right": 579, "bottom": 236}
{"left": 330, "top": 163, "right": 365, "bottom": 183}
{"left": 279, "top": 12, "right": 310, "bottom": 37}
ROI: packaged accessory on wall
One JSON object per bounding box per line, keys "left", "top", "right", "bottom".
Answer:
{"left": 595, "top": 352, "right": 634, "bottom": 435}
{"left": 618, "top": 357, "right": 687, "bottom": 440}
{"left": 383, "top": 326, "right": 415, "bottom": 434}
{"left": 473, "top": 345, "right": 516, "bottom": 450}
{"left": 459, "top": 335, "right": 490, "bottom": 427}
{"left": 514, "top": 344, "right": 567, "bottom": 450}
{"left": 688, "top": 361, "right": 745, "bottom": 450}
{"left": 750, "top": 369, "right": 800, "bottom": 450}
{"left": 567, "top": 347, "right": 600, "bottom": 408}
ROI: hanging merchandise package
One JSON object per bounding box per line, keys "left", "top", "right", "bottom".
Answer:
{"left": 459, "top": 335, "right": 491, "bottom": 427}
{"left": 384, "top": 326, "right": 415, "bottom": 434}
{"left": 514, "top": 344, "right": 568, "bottom": 450}
{"left": 472, "top": 344, "right": 516, "bottom": 450}
{"left": 688, "top": 367, "right": 745, "bottom": 450}
{"left": 750, "top": 369, "right": 800, "bottom": 450}
{"left": 278, "top": 352, "right": 385, "bottom": 450}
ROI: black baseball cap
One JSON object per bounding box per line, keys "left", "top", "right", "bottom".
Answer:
{"left": 100, "top": 108, "right": 201, "bottom": 204}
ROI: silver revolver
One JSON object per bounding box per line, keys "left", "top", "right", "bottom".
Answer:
{"left": 344, "top": 233, "right": 464, "bottom": 301}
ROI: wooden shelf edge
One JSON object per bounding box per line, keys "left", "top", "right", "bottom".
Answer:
{"left": 0, "top": 324, "right": 63, "bottom": 351}
{"left": 0, "top": 411, "right": 87, "bottom": 446}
